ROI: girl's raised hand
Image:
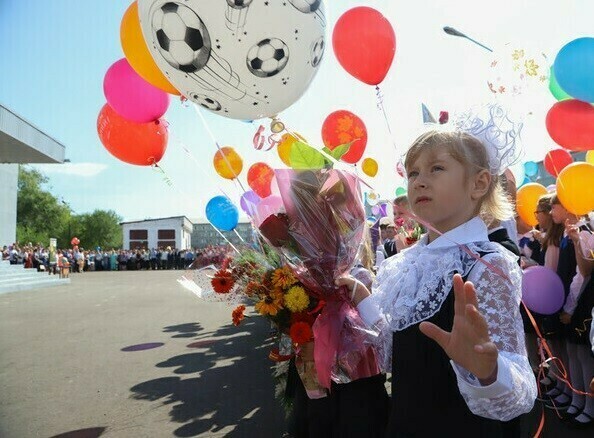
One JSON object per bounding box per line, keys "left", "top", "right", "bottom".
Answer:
{"left": 419, "top": 274, "right": 498, "bottom": 385}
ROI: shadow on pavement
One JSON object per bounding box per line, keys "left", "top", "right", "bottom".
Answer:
{"left": 130, "top": 318, "right": 286, "bottom": 437}
{"left": 48, "top": 427, "right": 106, "bottom": 438}
{"left": 163, "top": 322, "right": 204, "bottom": 339}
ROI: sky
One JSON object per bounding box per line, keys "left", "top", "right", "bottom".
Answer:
{"left": 1, "top": 0, "right": 592, "bottom": 222}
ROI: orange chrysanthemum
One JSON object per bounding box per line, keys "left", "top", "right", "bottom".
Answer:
{"left": 211, "top": 269, "right": 235, "bottom": 294}
{"left": 289, "top": 321, "right": 313, "bottom": 344}
{"left": 232, "top": 305, "right": 246, "bottom": 326}
{"left": 255, "top": 289, "right": 284, "bottom": 316}
{"left": 271, "top": 266, "right": 298, "bottom": 289}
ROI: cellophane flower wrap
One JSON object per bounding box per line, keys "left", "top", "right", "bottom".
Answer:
{"left": 261, "top": 169, "right": 381, "bottom": 389}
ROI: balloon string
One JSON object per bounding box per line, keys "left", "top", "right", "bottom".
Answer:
{"left": 193, "top": 104, "right": 248, "bottom": 194}
{"left": 149, "top": 159, "right": 173, "bottom": 187}
{"left": 233, "top": 229, "right": 245, "bottom": 243}
{"left": 375, "top": 85, "right": 399, "bottom": 154}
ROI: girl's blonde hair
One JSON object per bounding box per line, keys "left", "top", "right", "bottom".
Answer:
{"left": 404, "top": 130, "right": 514, "bottom": 223}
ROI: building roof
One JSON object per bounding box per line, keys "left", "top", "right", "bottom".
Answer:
{"left": 0, "top": 105, "right": 66, "bottom": 164}
{"left": 120, "top": 216, "right": 193, "bottom": 226}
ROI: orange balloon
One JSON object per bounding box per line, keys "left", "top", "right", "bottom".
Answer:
{"left": 361, "top": 158, "right": 378, "bottom": 177}
{"left": 516, "top": 183, "right": 548, "bottom": 227}
{"left": 120, "top": 2, "right": 179, "bottom": 95}
{"left": 213, "top": 147, "right": 243, "bottom": 180}
{"left": 247, "top": 162, "right": 275, "bottom": 198}
{"left": 556, "top": 162, "right": 594, "bottom": 215}
{"left": 97, "top": 104, "right": 168, "bottom": 166}
{"left": 277, "top": 132, "right": 306, "bottom": 167}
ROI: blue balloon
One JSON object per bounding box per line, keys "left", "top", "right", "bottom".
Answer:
{"left": 206, "top": 196, "right": 239, "bottom": 231}
{"left": 554, "top": 38, "right": 594, "bottom": 102}
{"left": 524, "top": 161, "right": 539, "bottom": 177}
{"left": 520, "top": 176, "right": 531, "bottom": 187}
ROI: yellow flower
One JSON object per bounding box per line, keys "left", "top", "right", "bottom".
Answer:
{"left": 255, "top": 289, "right": 284, "bottom": 317}
{"left": 271, "top": 266, "right": 298, "bottom": 289}
{"left": 284, "top": 286, "right": 310, "bottom": 313}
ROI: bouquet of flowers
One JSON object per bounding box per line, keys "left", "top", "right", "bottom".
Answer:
{"left": 257, "top": 169, "right": 381, "bottom": 391}
{"left": 395, "top": 217, "right": 424, "bottom": 246}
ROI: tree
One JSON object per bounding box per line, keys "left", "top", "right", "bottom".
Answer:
{"left": 17, "top": 166, "right": 123, "bottom": 249}
{"left": 77, "top": 210, "right": 123, "bottom": 250}
{"left": 16, "top": 166, "right": 70, "bottom": 246}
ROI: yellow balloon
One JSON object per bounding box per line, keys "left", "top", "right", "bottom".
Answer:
{"left": 361, "top": 158, "right": 378, "bottom": 177}
{"left": 556, "top": 162, "right": 594, "bottom": 215}
{"left": 213, "top": 147, "right": 243, "bottom": 180}
{"left": 586, "top": 150, "right": 594, "bottom": 165}
{"left": 516, "top": 183, "right": 548, "bottom": 227}
{"left": 277, "top": 132, "right": 306, "bottom": 167}
{"left": 120, "top": 2, "right": 179, "bottom": 95}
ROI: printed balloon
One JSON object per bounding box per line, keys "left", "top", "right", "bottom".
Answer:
{"left": 138, "top": 0, "right": 327, "bottom": 120}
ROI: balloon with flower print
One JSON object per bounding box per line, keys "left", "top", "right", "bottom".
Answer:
{"left": 322, "top": 110, "right": 368, "bottom": 164}
{"left": 213, "top": 147, "right": 243, "bottom": 180}
{"left": 247, "top": 162, "right": 275, "bottom": 198}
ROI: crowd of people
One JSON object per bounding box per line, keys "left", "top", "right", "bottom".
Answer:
{"left": 1, "top": 244, "right": 232, "bottom": 274}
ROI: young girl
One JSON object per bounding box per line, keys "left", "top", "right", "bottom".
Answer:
{"left": 338, "top": 130, "right": 536, "bottom": 436}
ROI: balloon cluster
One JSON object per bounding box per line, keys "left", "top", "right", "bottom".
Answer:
{"left": 97, "top": 2, "right": 173, "bottom": 167}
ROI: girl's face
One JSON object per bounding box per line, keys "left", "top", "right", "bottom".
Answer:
{"left": 535, "top": 208, "right": 551, "bottom": 229}
{"left": 407, "top": 149, "right": 488, "bottom": 235}
{"left": 550, "top": 202, "right": 570, "bottom": 224}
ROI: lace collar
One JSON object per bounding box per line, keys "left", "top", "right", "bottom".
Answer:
{"left": 371, "top": 217, "right": 498, "bottom": 331}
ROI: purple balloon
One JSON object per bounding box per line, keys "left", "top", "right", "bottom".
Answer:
{"left": 379, "top": 203, "right": 388, "bottom": 218}
{"left": 522, "top": 266, "right": 565, "bottom": 315}
{"left": 240, "top": 190, "right": 261, "bottom": 216}
{"left": 371, "top": 205, "right": 381, "bottom": 215}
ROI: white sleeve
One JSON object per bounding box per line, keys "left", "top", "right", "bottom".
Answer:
{"left": 450, "top": 252, "right": 537, "bottom": 421}
{"left": 563, "top": 272, "right": 585, "bottom": 315}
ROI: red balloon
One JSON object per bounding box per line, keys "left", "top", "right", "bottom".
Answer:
{"left": 546, "top": 100, "right": 594, "bottom": 151}
{"left": 247, "top": 162, "right": 274, "bottom": 198}
{"left": 333, "top": 7, "right": 396, "bottom": 86}
{"left": 544, "top": 149, "right": 574, "bottom": 177}
{"left": 321, "top": 110, "right": 368, "bottom": 164}
{"left": 97, "top": 104, "right": 168, "bottom": 166}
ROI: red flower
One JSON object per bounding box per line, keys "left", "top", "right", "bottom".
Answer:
{"left": 405, "top": 237, "right": 418, "bottom": 246}
{"left": 290, "top": 311, "right": 315, "bottom": 327}
{"left": 290, "top": 321, "right": 313, "bottom": 344}
{"left": 211, "top": 269, "right": 235, "bottom": 294}
{"left": 232, "top": 305, "right": 246, "bottom": 326}
{"left": 439, "top": 111, "right": 449, "bottom": 125}
{"left": 395, "top": 217, "right": 405, "bottom": 228}
{"left": 259, "top": 213, "right": 291, "bottom": 247}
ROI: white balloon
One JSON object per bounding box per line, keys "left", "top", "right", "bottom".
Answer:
{"left": 138, "top": 0, "right": 327, "bottom": 120}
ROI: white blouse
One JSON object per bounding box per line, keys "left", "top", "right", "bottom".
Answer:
{"left": 357, "top": 217, "right": 537, "bottom": 422}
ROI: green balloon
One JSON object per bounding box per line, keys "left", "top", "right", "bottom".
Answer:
{"left": 395, "top": 187, "right": 406, "bottom": 197}
{"left": 549, "top": 66, "right": 572, "bottom": 101}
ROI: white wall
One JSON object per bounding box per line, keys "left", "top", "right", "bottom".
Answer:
{"left": 0, "top": 164, "right": 18, "bottom": 246}
{"left": 122, "top": 217, "right": 193, "bottom": 250}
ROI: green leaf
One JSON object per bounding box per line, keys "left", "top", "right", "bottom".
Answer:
{"left": 329, "top": 143, "right": 352, "bottom": 161}
{"left": 289, "top": 141, "right": 326, "bottom": 169}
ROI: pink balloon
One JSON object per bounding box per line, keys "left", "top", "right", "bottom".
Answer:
{"left": 255, "top": 196, "right": 284, "bottom": 227}
{"left": 103, "top": 58, "right": 170, "bottom": 123}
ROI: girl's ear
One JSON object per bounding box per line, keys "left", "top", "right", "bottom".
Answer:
{"left": 470, "top": 170, "right": 491, "bottom": 200}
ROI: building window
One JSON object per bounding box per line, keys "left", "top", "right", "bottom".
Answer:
{"left": 130, "top": 229, "right": 148, "bottom": 240}
{"left": 130, "top": 240, "right": 148, "bottom": 250}
{"left": 158, "top": 229, "right": 175, "bottom": 239}
{"left": 158, "top": 240, "right": 176, "bottom": 249}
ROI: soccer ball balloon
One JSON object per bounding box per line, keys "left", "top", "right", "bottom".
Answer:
{"left": 138, "top": 0, "right": 326, "bottom": 120}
